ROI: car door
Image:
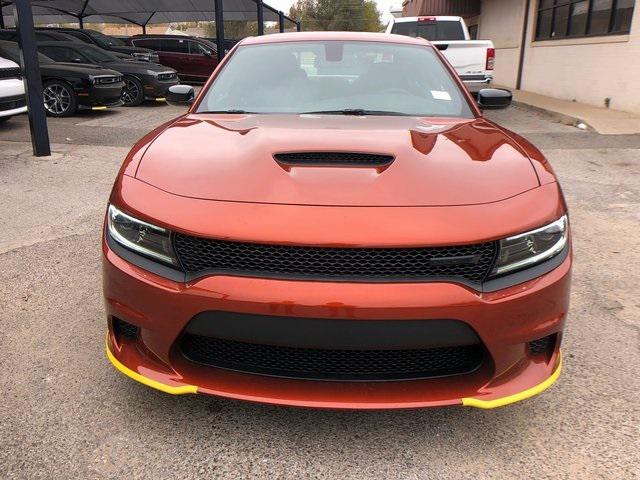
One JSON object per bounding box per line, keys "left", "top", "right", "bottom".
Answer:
{"left": 187, "top": 40, "right": 218, "bottom": 80}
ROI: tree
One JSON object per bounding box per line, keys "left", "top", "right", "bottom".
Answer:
{"left": 289, "top": 0, "right": 382, "bottom": 32}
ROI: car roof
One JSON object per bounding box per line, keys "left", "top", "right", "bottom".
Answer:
{"left": 239, "top": 31, "right": 431, "bottom": 47}
{"left": 392, "top": 16, "right": 463, "bottom": 23}
{"left": 132, "top": 34, "right": 204, "bottom": 40}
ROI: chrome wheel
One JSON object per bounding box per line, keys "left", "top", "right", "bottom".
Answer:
{"left": 43, "top": 84, "right": 71, "bottom": 115}
{"left": 121, "top": 77, "right": 141, "bottom": 105}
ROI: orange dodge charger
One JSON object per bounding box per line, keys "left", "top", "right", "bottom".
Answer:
{"left": 103, "top": 32, "right": 570, "bottom": 409}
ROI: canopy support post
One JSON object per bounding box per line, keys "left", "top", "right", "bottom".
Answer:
{"left": 214, "top": 0, "right": 225, "bottom": 60}
{"left": 142, "top": 11, "right": 154, "bottom": 34}
{"left": 257, "top": 0, "right": 264, "bottom": 36}
{"left": 296, "top": 21, "right": 301, "bottom": 32}
{"left": 278, "top": 10, "right": 284, "bottom": 33}
{"left": 78, "top": 0, "right": 89, "bottom": 28}
{"left": 13, "top": 0, "right": 50, "bottom": 156}
{"left": 0, "top": 9, "right": 5, "bottom": 29}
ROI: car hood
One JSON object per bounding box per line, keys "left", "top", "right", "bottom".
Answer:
{"left": 103, "top": 60, "right": 174, "bottom": 73}
{"left": 43, "top": 62, "right": 121, "bottom": 76}
{"left": 135, "top": 114, "right": 540, "bottom": 207}
{"left": 111, "top": 45, "right": 151, "bottom": 55}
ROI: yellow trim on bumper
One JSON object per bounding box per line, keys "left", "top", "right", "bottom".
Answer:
{"left": 91, "top": 106, "right": 108, "bottom": 111}
{"left": 462, "top": 353, "right": 562, "bottom": 409}
{"left": 105, "top": 338, "right": 198, "bottom": 395}
{"left": 154, "top": 97, "right": 166, "bottom": 102}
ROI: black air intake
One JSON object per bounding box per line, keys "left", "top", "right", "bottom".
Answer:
{"left": 274, "top": 152, "right": 394, "bottom": 167}
{"left": 528, "top": 334, "right": 556, "bottom": 356}
{"left": 113, "top": 317, "right": 139, "bottom": 340}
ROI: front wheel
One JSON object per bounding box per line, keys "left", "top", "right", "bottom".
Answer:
{"left": 43, "top": 80, "right": 77, "bottom": 117}
{"left": 121, "top": 76, "right": 144, "bottom": 106}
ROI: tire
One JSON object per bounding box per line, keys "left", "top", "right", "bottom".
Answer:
{"left": 42, "top": 80, "right": 77, "bottom": 117}
{"left": 121, "top": 76, "right": 144, "bottom": 106}
{"left": 0, "top": 116, "right": 11, "bottom": 124}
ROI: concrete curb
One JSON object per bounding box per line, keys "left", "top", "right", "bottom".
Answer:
{"left": 510, "top": 99, "right": 593, "bottom": 132}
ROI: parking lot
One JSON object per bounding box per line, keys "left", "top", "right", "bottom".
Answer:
{"left": 1, "top": 103, "right": 639, "bottom": 479}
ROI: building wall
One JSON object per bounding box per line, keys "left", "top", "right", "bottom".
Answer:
{"left": 477, "top": 0, "right": 526, "bottom": 88}
{"left": 477, "top": 0, "right": 640, "bottom": 113}
{"left": 402, "top": 0, "right": 481, "bottom": 18}
{"left": 521, "top": 2, "right": 640, "bottom": 113}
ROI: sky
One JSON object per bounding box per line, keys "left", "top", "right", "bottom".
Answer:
{"left": 266, "top": 0, "right": 399, "bottom": 23}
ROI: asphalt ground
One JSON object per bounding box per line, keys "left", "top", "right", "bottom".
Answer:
{"left": 0, "top": 102, "right": 639, "bottom": 479}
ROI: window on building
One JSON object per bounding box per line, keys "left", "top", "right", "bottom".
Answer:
{"left": 535, "top": 0, "right": 635, "bottom": 40}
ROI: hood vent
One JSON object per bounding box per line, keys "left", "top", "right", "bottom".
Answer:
{"left": 274, "top": 152, "right": 394, "bottom": 168}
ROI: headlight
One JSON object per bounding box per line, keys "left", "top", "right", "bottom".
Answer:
{"left": 107, "top": 205, "right": 177, "bottom": 265}
{"left": 490, "top": 215, "right": 568, "bottom": 277}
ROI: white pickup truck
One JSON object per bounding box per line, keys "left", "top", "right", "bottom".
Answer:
{"left": 0, "top": 56, "right": 27, "bottom": 123}
{"left": 386, "top": 16, "right": 494, "bottom": 93}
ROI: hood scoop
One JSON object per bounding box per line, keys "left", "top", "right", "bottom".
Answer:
{"left": 274, "top": 152, "right": 394, "bottom": 170}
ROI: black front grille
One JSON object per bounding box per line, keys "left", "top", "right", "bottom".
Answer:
{"left": 0, "top": 96, "right": 26, "bottom": 112}
{"left": 0, "top": 67, "right": 21, "bottom": 79}
{"left": 173, "top": 235, "right": 497, "bottom": 284}
{"left": 180, "top": 334, "right": 484, "bottom": 381}
{"left": 274, "top": 152, "right": 394, "bottom": 167}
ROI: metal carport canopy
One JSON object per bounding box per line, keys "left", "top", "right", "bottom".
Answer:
{"left": 1, "top": 0, "right": 299, "bottom": 157}
{"left": 1, "top": 0, "right": 292, "bottom": 25}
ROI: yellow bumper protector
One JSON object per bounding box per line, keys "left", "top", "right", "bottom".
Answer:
{"left": 91, "top": 106, "right": 108, "bottom": 111}
{"left": 106, "top": 338, "right": 197, "bottom": 395}
{"left": 155, "top": 97, "right": 167, "bottom": 102}
{"left": 462, "top": 353, "right": 562, "bottom": 409}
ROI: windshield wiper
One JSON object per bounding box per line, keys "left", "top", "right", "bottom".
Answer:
{"left": 197, "top": 109, "right": 253, "bottom": 114}
{"left": 301, "top": 109, "right": 411, "bottom": 116}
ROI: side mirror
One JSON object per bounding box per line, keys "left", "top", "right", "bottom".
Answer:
{"left": 203, "top": 49, "right": 212, "bottom": 57}
{"left": 166, "top": 84, "right": 195, "bottom": 106}
{"left": 477, "top": 88, "right": 512, "bottom": 109}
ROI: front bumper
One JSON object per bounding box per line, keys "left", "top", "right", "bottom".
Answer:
{"left": 78, "top": 81, "right": 125, "bottom": 109}
{"left": 141, "top": 74, "right": 180, "bottom": 99}
{"left": 0, "top": 93, "right": 27, "bottom": 118}
{"left": 461, "top": 75, "right": 493, "bottom": 93}
{"left": 104, "top": 235, "right": 570, "bottom": 409}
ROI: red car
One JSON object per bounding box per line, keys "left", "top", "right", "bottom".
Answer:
{"left": 104, "top": 32, "right": 571, "bottom": 409}
{"left": 127, "top": 35, "right": 218, "bottom": 82}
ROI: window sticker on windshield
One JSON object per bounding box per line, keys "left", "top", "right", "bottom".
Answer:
{"left": 431, "top": 90, "right": 452, "bottom": 101}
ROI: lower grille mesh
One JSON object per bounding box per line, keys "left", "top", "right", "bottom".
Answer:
{"left": 173, "top": 235, "right": 497, "bottom": 284}
{"left": 180, "top": 334, "right": 484, "bottom": 381}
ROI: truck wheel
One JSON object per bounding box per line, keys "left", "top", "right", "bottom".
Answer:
{"left": 121, "top": 76, "right": 144, "bottom": 106}
{"left": 43, "top": 80, "right": 77, "bottom": 117}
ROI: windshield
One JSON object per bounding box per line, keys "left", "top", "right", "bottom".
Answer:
{"left": 196, "top": 41, "right": 472, "bottom": 118}
{"left": 87, "top": 30, "right": 123, "bottom": 48}
{"left": 391, "top": 21, "right": 466, "bottom": 41}
{"left": 77, "top": 45, "right": 119, "bottom": 62}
